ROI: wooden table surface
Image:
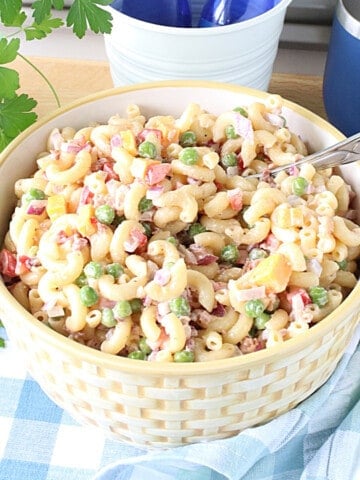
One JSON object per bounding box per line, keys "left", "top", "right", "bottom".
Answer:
{"left": 11, "top": 56, "right": 326, "bottom": 120}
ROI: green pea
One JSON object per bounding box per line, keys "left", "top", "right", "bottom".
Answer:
{"left": 106, "top": 262, "right": 124, "bottom": 279}
{"left": 138, "top": 141, "right": 157, "bottom": 159}
{"left": 292, "top": 176, "right": 309, "bottom": 196}
{"left": 220, "top": 244, "right": 239, "bottom": 264}
{"left": 221, "top": 152, "right": 237, "bottom": 167}
{"left": 233, "top": 106, "right": 248, "bottom": 118}
{"left": 254, "top": 312, "right": 271, "bottom": 330}
{"left": 23, "top": 187, "right": 46, "bottom": 203}
{"left": 225, "top": 125, "right": 239, "bottom": 139}
{"left": 248, "top": 248, "right": 268, "bottom": 261}
{"left": 75, "top": 272, "right": 88, "bottom": 287}
{"left": 101, "top": 307, "right": 117, "bottom": 327}
{"left": 95, "top": 204, "right": 115, "bottom": 225}
{"left": 179, "top": 147, "right": 199, "bottom": 165}
{"left": 169, "top": 297, "right": 191, "bottom": 317}
{"left": 141, "top": 222, "right": 152, "bottom": 238}
{"left": 128, "top": 350, "right": 146, "bottom": 360}
{"left": 180, "top": 130, "right": 197, "bottom": 147}
{"left": 113, "top": 300, "right": 132, "bottom": 319}
{"left": 245, "top": 299, "right": 265, "bottom": 318}
{"left": 174, "top": 350, "right": 195, "bottom": 362}
{"left": 188, "top": 222, "right": 206, "bottom": 239}
{"left": 309, "top": 286, "right": 329, "bottom": 307}
{"left": 138, "top": 196, "right": 153, "bottom": 213}
{"left": 79, "top": 285, "right": 99, "bottom": 307}
{"left": 130, "top": 298, "right": 142, "bottom": 313}
{"left": 139, "top": 337, "right": 152, "bottom": 355}
{"left": 84, "top": 261, "right": 103, "bottom": 279}
{"left": 167, "top": 236, "right": 178, "bottom": 246}
{"left": 336, "top": 259, "right": 347, "bottom": 270}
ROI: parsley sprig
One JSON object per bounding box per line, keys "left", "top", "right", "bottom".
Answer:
{"left": 0, "top": 0, "right": 113, "bottom": 152}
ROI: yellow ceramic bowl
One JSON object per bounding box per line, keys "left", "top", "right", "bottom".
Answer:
{"left": 0, "top": 81, "right": 359, "bottom": 448}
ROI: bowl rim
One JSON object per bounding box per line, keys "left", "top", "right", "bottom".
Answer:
{"left": 105, "top": 0, "right": 293, "bottom": 36}
{"left": 0, "top": 79, "right": 344, "bottom": 160}
{"left": 1, "top": 79, "right": 357, "bottom": 376}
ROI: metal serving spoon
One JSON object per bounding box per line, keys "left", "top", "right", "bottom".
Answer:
{"left": 245, "top": 131, "right": 360, "bottom": 179}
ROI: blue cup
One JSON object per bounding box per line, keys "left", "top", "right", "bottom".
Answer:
{"left": 323, "top": 0, "right": 360, "bottom": 136}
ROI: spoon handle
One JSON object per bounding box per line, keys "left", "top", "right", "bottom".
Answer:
{"left": 246, "top": 131, "right": 360, "bottom": 179}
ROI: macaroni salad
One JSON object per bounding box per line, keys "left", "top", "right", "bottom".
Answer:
{"left": 1, "top": 96, "right": 360, "bottom": 362}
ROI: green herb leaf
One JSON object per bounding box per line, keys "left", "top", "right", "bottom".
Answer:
{"left": 53, "top": 0, "right": 65, "bottom": 9}
{"left": 0, "top": 38, "right": 20, "bottom": 65}
{"left": 0, "top": 94, "right": 37, "bottom": 147}
{"left": 0, "top": 67, "right": 19, "bottom": 98}
{"left": 66, "top": 0, "right": 113, "bottom": 39}
{"left": 0, "top": 129, "right": 9, "bottom": 152}
{"left": 0, "top": 0, "right": 22, "bottom": 25}
{"left": 24, "top": 15, "right": 64, "bottom": 41}
{"left": 32, "top": 0, "right": 65, "bottom": 24}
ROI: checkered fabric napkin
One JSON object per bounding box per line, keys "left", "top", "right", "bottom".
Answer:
{"left": 0, "top": 326, "right": 145, "bottom": 480}
{"left": 1, "top": 322, "right": 359, "bottom": 480}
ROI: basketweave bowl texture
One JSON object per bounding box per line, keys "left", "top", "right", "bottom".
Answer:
{"left": 0, "top": 81, "right": 359, "bottom": 448}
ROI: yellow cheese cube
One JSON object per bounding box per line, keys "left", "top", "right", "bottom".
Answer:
{"left": 77, "top": 204, "right": 96, "bottom": 236}
{"left": 46, "top": 194, "right": 66, "bottom": 221}
{"left": 247, "top": 253, "right": 292, "bottom": 293}
{"left": 119, "top": 130, "right": 137, "bottom": 156}
{"left": 130, "top": 157, "right": 161, "bottom": 180}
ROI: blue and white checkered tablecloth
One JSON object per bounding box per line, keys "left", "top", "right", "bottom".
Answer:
{"left": 1, "top": 322, "right": 360, "bottom": 480}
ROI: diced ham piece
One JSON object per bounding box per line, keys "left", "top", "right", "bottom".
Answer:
{"left": 211, "top": 303, "right": 226, "bottom": 317}
{"left": 234, "top": 113, "right": 254, "bottom": 142}
{"left": 0, "top": 249, "right": 18, "bottom": 277}
{"left": 46, "top": 305, "right": 65, "bottom": 318}
{"left": 78, "top": 186, "right": 94, "bottom": 206}
{"left": 98, "top": 297, "right": 117, "bottom": 309}
{"left": 145, "top": 163, "right": 171, "bottom": 186}
{"left": 260, "top": 233, "right": 280, "bottom": 252}
{"left": 15, "top": 255, "right": 32, "bottom": 275}
{"left": 138, "top": 128, "right": 163, "bottom": 143}
{"left": 188, "top": 244, "right": 218, "bottom": 265}
{"left": 227, "top": 188, "right": 243, "bottom": 211}
{"left": 240, "top": 336, "right": 265, "bottom": 354}
{"left": 153, "top": 268, "right": 171, "bottom": 286}
{"left": 288, "top": 164, "right": 299, "bottom": 177}
{"left": 124, "top": 228, "right": 148, "bottom": 253}
{"left": 61, "top": 138, "right": 87, "bottom": 154}
{"left": 287, "top": 288, "right": 312, "bottom": 306}
{"left": 48, "top": 129, "right": 63, "bottom": 151}
{"left": 72, "top": 235, "right": 89, "bottom": 251}
{"left": 146, "top": 185, "right": 165, "bottom": 200}
{"left": 102, "top": 162, "right": 120, "bottom": 181}
{"left": 110, "top": 134, "right": 122, "bottom": 148}
{"left": 27, "top": 200, "right": 47, "bottom": 215}
{"left": 190, "top": 309, "right": 213, "bottom": 328}
{"left": 235, "top": 285, "right": 266, "bottom": 302}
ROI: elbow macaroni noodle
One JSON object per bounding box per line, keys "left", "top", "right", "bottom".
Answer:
{"left": 1, "top": 96, "right": 359, "bottom": 363}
